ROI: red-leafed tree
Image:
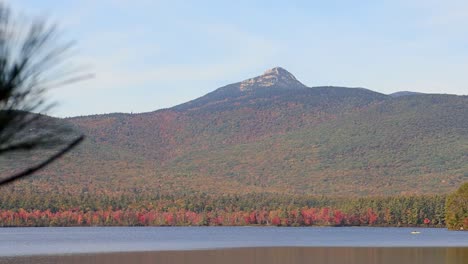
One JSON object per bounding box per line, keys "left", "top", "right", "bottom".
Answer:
{"left": 333, "top": 210, "right": 345, "bottom": 226}
{"left": 367, "top": 208, "right": 378, "bottom": 225}
{"left": 423, "top": 218, "right": 431, "bottom": 225}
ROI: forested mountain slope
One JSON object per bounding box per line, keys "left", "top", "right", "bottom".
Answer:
{"left": 1, "top": 67, "right": 466, "bottom": 197}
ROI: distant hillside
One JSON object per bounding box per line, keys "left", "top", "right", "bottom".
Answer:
{"left": 389, "top": 91, "right": 424, "bottom": 97}
{"left": 1, "top": 67, "right": 467, "bottom": 197}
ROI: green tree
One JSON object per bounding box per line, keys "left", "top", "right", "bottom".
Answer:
{"left": 445, "top": 182, "right": 468, "bottom": 230}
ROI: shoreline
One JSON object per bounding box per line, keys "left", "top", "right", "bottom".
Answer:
{"left": 0, "top": 225, "right": 451, "bottom": 228}
{"left": 1, "top": 247, "right": 467, "bottom": 264}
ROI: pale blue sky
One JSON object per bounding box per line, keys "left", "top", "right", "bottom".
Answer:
{"left": 12, "top": 0, "right": 468, "bottom": 117}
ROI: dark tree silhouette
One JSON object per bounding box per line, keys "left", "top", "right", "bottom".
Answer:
{"left": 0, "top": 3, "right": 86, "bottom": 186}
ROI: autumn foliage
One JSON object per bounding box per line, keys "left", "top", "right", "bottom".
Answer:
{"left": 0, "top": 207, "right": 400, "bottom": 227}
{"left": 0, "top": 193, "right": 446, "bottom": 227}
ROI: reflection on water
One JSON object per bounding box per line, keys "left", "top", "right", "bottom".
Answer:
{"left": 1, "top": 247, "right": 467, "bottom": 264}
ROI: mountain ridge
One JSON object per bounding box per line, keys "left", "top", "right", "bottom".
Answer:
{"left": 1, "top": 67, "right": 467, "bottom": 197}
{"left": 389, "top": 91, "right": 424, "bottom": 97}
{"left": 66, "top": 67, "right": 451, "bottom": 118}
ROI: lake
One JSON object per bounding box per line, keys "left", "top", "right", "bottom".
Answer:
{"left": 0, "top": 227, "right": 466, "bottom": 256}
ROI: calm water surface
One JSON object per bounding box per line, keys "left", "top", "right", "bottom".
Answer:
{"left": 0, "top": 227, "right": 466, "bottom": 256}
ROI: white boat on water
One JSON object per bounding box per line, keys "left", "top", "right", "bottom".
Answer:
{"left": 410, "top": 231, "right": 421, "bottom": 234}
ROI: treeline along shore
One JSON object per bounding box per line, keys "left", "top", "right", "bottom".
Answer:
{"left": 0, "top": 191, "right": 451, "bottom": 228}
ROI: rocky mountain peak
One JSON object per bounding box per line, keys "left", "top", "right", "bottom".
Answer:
{"left": 239, "top": 67, "right": 306, "bottom": 91}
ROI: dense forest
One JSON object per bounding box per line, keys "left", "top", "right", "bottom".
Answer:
{"left": 0, "top": 68, "right": 467, "bottom": 228}
{"left": 1, "top": 68, "right": 467, "bottom": 198}
{"left": 0, "top": 192, "right": 446, "bottom": 227}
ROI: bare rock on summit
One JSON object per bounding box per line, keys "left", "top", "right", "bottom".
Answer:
{"left": 239, "top": 67, "right": 306, "bottom": 91}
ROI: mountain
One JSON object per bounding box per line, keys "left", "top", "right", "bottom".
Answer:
{"left": 1, "top": 67, "right": 467, "bottom": 197}
{"left": 389, "top": 91, "right": 424, "bottom": 97}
